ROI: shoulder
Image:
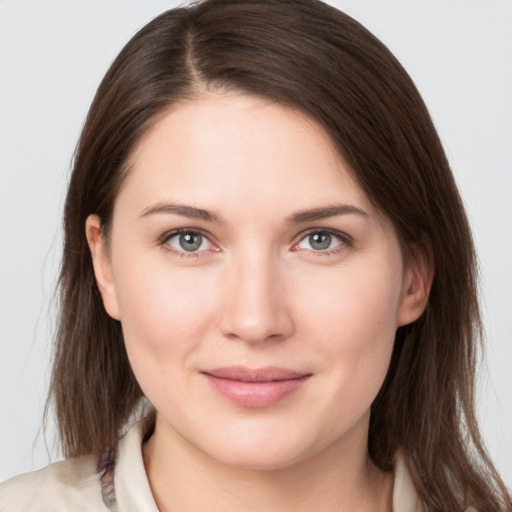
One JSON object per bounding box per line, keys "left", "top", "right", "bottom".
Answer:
{"left": 0, "top": 454, "right": 109, "bottom": 511}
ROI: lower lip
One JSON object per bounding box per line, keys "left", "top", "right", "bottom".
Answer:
{"left": 203, "top": 374, "right": 311, "bottom": 408}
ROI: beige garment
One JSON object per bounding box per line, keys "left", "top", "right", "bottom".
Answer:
{"left": 1, "top": 415, "right": 421, "bottom": 512}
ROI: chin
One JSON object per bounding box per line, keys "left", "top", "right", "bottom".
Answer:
{"left": 210, "top": 445, "right": 306, "bottom": 471}
{"left": 197, "top": 426, "right": 323, "bottom": 472}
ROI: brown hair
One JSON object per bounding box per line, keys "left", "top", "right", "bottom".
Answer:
{"left": 49, "top": 0, "right": 511, "bottom": 510}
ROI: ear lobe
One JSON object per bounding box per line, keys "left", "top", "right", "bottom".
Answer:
{"left": 85, "top": 214, "right": 121, "bottom": 320}
{"left": 397, "top": 248, "right": 434, "bottom": 327}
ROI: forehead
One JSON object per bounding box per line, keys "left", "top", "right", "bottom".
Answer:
{"left": 117, "top": 93, "right": 376, "bottom": 219}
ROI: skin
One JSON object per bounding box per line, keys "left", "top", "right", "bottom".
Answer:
{"left": 86, "top": 93, "right": 431, "bottom": 512}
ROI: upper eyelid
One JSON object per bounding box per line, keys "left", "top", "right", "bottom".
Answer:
{"left": 294, "top": 227, "right": 352, "bottom": 244}
{"left": 160, "top": 227, "right": 213, "bottom": 244}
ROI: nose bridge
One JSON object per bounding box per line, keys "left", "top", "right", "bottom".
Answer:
{"left": 218, "top": 244, "right": 293, "bottom": 343}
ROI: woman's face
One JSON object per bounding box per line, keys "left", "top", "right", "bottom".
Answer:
{"left": 88, "top": 94, "right": 427, "bottom": 470}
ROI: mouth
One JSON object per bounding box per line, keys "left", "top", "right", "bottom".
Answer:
{"left": 201, "top": 366, "right": 312, "bottom": 408}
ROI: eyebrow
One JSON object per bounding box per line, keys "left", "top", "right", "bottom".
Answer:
{"left": 140, "top": 202, "right": 223, "bottom": 223}
{"left": 139, "top": 202, "right": 369, "bottom": 224}
{"left": 286, "top": 204, "right": 369, "bottom": 224}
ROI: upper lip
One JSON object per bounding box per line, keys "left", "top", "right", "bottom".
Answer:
{"left": 202, "top": 366, "right": 310, "bottom": 382}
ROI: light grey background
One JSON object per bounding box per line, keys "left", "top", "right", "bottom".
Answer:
{"left": 1, "top": 0, "right": 511, "bottom": 484}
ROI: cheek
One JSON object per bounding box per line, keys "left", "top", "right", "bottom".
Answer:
{"left": 111, "top": 254, "right": 220, "bottom": 390}
{"left": 296, "top": 258, "right": 403, "bottom": 347}
{"left": 114, "top": 250, "right": 216, "bottom": 332}
{"left": 294, "top": 258, "right": 402, "bottom": 399}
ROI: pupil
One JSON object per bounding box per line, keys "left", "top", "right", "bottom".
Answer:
{"left": 179, "top": 233, "right": 202, "bottom": 251}
{"left": 310, "top": 232, "right": 331, "bottom": 250}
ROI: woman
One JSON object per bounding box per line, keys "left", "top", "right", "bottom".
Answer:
{"left": 1, "top": 0, "right": 510, "bottom": 510}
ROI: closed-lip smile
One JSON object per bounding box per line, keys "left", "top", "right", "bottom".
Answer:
{"left": 201, "top": 366, "right": 312, "bottom": 408}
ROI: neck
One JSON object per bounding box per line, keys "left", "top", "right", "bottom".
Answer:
{"left": 143, "top": 414, "right": 393, "bottom": 512}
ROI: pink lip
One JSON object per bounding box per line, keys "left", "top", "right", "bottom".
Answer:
{"left": 202, "top": 366, "right": 312, "bottom": 408}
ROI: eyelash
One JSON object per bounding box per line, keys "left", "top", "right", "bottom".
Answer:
{"left": 159, "top": 228, "right": 213, "bottom": 258}
{"left": 159, "top": 228, "right": 353, "bottom": 258}
{"left": 293, "top": 229, "right": 353, "bottom": 257}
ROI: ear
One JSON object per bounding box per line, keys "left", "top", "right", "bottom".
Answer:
{"left": 85, "top": 214, "right": 121, "bottom": 320}
{"left": 397, "top": 245, "right": 434, "bottom": 327}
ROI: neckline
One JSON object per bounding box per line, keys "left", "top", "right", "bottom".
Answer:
{"left": 102, "top": 415, "right": 420, "bottom": 512}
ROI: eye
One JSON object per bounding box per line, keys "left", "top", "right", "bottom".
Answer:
{"left": 294, "top": 231, "right": 347, "bottom": 252}
{"left": 164, "top": 229, "right": 214, "bottom": 253}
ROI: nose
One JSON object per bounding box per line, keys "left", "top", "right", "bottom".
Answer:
{"left": 217, "top": 252, "right": 295, "bottom": 344}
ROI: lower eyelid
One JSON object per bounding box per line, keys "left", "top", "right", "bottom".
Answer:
{"left": 307, "top": 244, "right": 349, "bottom": 257}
